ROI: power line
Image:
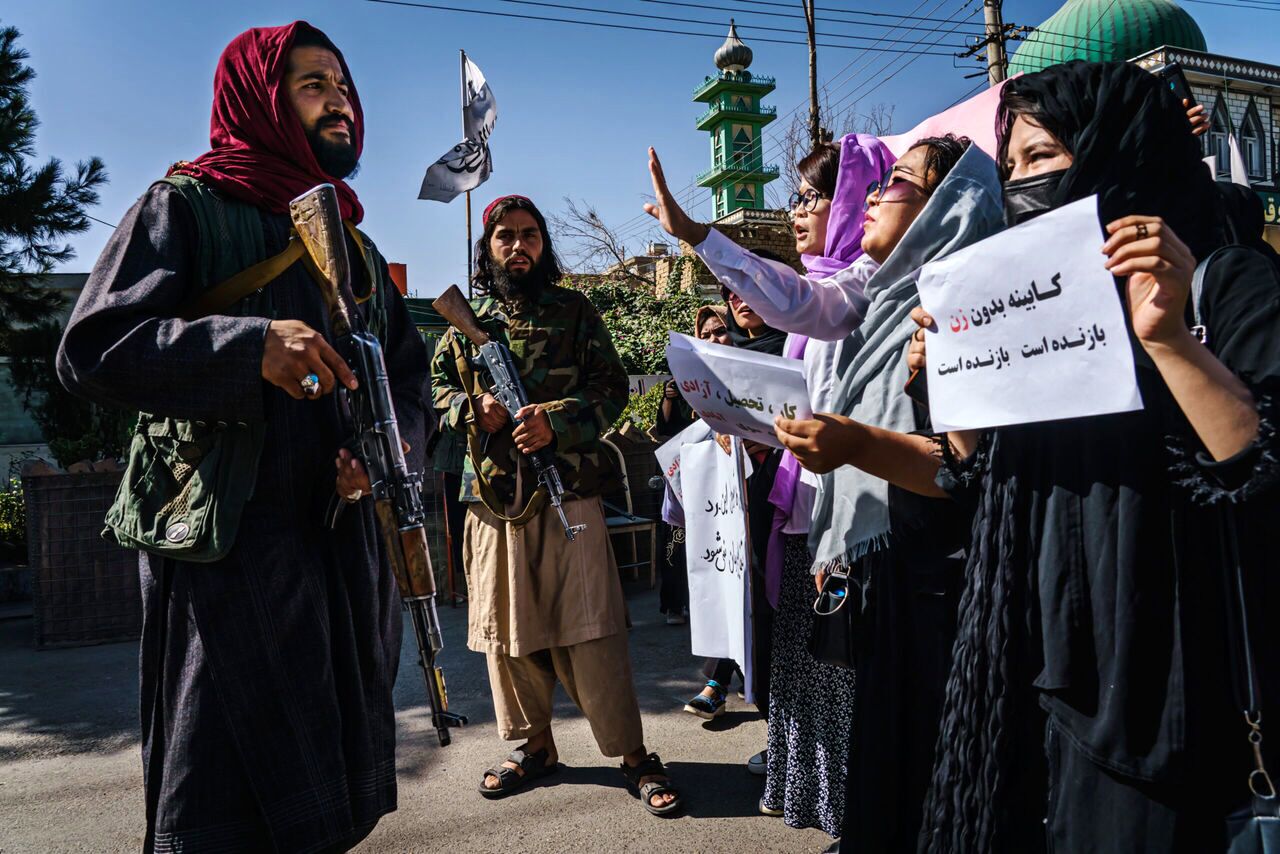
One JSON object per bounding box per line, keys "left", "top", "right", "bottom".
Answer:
{"left": 616, "top": 0, "right": 978, "bottom": 240}
{"left": 1181, "top": 0, "right": 1280, "bottom": 9}
{"left": 86, "top": 214, "right": 116, "bottom": 229}
{"left": 612, "top": 0, "right": 979, "bottom": 242}
{"left": 637, "top": 0, "right": 987, "bottom": 36}
{"left": 725, "top": 0, "right": 984, "bottom": 26}
{"left": 485, "top": 0, "right": 984, "bottom": 49}
{"left": 364, "top": 0, "right": 956, "bottom": 54}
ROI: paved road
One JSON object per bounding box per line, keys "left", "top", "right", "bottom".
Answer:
{"left": 0, "top": 581, "right": 831, "bottom": 853}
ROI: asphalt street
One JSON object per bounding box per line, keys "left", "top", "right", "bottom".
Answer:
{"left": 0, "top": 580, "right": 831, "bottom": 853}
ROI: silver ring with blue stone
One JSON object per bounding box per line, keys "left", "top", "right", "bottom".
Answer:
{"left": 300, "top": 373, "right": 321, "bottom": 396}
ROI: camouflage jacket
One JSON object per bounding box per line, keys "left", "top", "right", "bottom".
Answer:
{"left": 430, "top": 284, "right": 629, "bottom": 505}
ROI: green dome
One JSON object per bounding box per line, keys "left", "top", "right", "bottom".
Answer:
{"left": 1010, "top": 0, "right": 1207, "bottom": 74}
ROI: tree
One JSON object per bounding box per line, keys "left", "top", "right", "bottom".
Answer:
{"left": 0, "top": 23, "right": 107, "bottom": 335}
{"left": 564, "top": 275, "right": 708, "bottom": 376}
{"left": 549, "top": 196, "right": 659, "bottom": 289}
{"left": 781, "top": 95, "right": 895, "bottom": 192}
{"left": 6, "top": 321, "right": 132, "bottom": 466}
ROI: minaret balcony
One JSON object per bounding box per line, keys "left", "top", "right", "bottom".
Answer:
{"left": 695, "top": 102, "right": 778, "bottom": 131}
{"left": 696, "top": 163, "right": 780, "bottom": 187}
{"left": 692, "top": 71, "right": 777, "bottom": 102}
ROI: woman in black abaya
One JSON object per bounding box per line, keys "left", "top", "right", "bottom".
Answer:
{"left": 914, "top": 61, "right": 1280, "bottom": 853}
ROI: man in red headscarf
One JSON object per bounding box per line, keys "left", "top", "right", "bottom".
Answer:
{"left": 58, "top": 22, "right": 428, "bottom": 852}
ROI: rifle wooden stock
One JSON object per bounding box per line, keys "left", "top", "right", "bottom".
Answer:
{"left": 289, "top": 184, "right": 353, "bottom": 338}
{"left": 432, "top": 285, "right": 490, "bottom": 346}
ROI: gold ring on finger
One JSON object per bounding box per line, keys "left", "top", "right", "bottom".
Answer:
{"left": 1135, "top": 223, "right": 1149, "bottom": 240}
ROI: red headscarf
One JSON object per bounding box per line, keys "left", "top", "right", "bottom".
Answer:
{"left": 170, "top": 21, "right": 364, "bottom": 223}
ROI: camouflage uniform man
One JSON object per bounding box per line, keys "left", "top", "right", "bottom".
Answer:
{"left": 431, "top": 195, "right": 682, "bottom": 816}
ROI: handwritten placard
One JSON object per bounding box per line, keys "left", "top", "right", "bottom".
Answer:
{"left": 666, "top": 332, "right": 812, "bottom": 449}
{"left": 916, "top": 195, "right": 1141, "bottom": 432}
{"left": 654, "top": 420, "right": 714, "bottom": 508}
{"left": 682, "top": 438, "right": 749, "bottom": 663}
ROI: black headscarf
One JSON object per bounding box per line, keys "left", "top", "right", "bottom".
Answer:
{"left": 722, "top": 288, "right": 787, "bottom": 355}
{"left": 922, "top": 61, "right": 1229, "bottom": 854}
{"left": 997, "top": 60, "right": 1224, "bottom": 259}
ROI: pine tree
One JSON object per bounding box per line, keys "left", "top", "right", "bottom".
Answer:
{"left": 0, "top": 23, "right": 107, "bottom": 334}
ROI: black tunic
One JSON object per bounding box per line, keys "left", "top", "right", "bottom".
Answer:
{"left": 921, "top": 246, "right": 1280, "bottom": 853}
{"left": 57, "top": 184, "right": 430, "bottom": 853}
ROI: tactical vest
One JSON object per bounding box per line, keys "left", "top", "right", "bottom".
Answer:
{"left": 103, "top": 175, "right": 391, "bottom": 562}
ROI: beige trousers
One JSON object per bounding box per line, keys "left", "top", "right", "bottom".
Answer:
{"left": 486, "top": 630, "right": 645, "bottom": 758}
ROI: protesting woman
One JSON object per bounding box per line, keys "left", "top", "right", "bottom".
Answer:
{"left": 900, "top": 62, "right": 1280, "bottom": 852}
{"left": 768, "top": 136, "right": 1004, "bottom": 851}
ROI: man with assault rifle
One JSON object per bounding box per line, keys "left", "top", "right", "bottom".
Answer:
{"left": 57, "top": 22, "right": 432, "bottom": 852}
{"left": 431, "top": 194, "right": 683, "bottom": 816}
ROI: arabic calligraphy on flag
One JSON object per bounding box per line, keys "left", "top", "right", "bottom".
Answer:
{"left": 419, "top": 54, "right": 497, "bottom": 202}
{"left": 916, "top": 195, "right": 1142, "bottom": 432}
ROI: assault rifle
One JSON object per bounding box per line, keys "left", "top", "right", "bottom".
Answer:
{"left": 289, "top": 184, "right": 466, "bottom": 747}
{"left": 432, "top": 284, "right": 585, "bottom": 541}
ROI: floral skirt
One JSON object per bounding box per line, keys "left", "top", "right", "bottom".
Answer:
{"left": 760, "top": 535, "right": 855, "bottom": 837}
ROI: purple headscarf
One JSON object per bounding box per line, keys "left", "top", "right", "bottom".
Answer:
{"left": 800, "top": 133, "right": 897, "bottom": 279}
{"left": 768, "top": 133, "right": 894, "bottom": 607}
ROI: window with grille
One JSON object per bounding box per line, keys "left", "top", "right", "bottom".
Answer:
{"left": 1241, "top": 101, "right": 1265, "bottom": 179}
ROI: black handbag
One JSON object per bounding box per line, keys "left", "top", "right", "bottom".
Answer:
{"left": 1220, "top": 504, "right": 1279, "bottom": 853}
{"left": 807, "top": 565, "right": 859, "bottom": 670}
{"left": 1190, "top": 251, "right": 1280, "bottom": 852}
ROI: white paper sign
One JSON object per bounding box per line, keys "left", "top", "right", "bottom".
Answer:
{"left": 666, "top": 332, "right": 812, "bottom": 449}
{"left": 683, "top": 439, "right": 748, "bottom": 663}
{"left": 654, "top": 420, "right": 714, "bottom": 507}
{"left": 916, "top": 195, "right": 1142, "bottom": 432}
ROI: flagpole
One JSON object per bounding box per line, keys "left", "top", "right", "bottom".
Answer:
{"left": 461, "top": 49, "right": 474, "bottom": 299}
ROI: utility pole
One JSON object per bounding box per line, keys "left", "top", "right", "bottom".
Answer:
{"left": 983, "top": 0, "right": 1008, "bottom": 86}
{"left": 802, "top": 0, "right": 821, "bottom": 149}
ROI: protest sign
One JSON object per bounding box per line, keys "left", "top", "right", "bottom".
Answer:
{"left": 682, "top": 439, "right": 748, "bottom": 665}
{"left": 666, "top": 332, "right": 812, "bottom": 449}
{"left": 916, "top": 195, "right": 1142, "bottom": 432}
{"left": 654, "top": 419, "right": 714, "bottom": 507}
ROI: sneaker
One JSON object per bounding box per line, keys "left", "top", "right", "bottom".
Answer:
{"left": 682, "top": 680, "right": 727, "bottom": 719}
{"left": 747, "top": 749, "right": 767, "bottom": 776}
{"left": 665, "top": 611, "right": 687, "bottom": 625}
{"left": 758, "top": 797, "right": 783, "bottom": 817}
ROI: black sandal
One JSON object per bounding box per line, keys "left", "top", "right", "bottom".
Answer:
{"left": 478, "top": 747, "right": 558, "bottom": 799}
{"left": 620, "top": 752, "right": 683, "bottom": 817}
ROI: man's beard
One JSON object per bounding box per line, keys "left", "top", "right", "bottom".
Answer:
{"left": 306, "top": 116, "right": 360, "bottom": 179}
{"left": 489, "top": 256, "right": 547, "bottom": 301}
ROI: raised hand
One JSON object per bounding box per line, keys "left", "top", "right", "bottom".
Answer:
{"left": 643, "top": 147, "right": 710, "bottom": 247}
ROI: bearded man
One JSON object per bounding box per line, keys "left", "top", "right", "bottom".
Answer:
{"left": 430, "top": 195, "right": 682, "bottom": 816}
{"left": 57, "top": 22, "right": 428, "bottom": 852}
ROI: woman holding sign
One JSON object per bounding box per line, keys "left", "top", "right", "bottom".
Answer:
{"left": 903, "top": 62, "right": 1280, "bottom": 853}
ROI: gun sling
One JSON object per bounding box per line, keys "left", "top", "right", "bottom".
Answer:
{"left": 178, "top": 221, "right": 374, "bottom": 321}
{"left": 450, "top": 344, "right": 550, "bottom": 528}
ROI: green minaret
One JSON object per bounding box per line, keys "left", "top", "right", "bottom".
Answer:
{"left": 694, "top": 21, "right": 779, "bottom": 220}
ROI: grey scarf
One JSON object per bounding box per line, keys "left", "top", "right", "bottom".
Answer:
{"left": 809, "top": 145, "right": 1005, "bottom": 565}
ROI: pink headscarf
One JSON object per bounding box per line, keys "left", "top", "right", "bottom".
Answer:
{"left": 800, "top": 133, "right": 897, "bottom": 278}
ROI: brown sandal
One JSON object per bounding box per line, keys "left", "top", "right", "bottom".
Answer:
{"left": 620, "top": 752, "right": 683, "bottom": 817}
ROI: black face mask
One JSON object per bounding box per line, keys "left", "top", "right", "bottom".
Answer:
{"left": 1003, "top": 169, "right": 1068, "bottom": 227}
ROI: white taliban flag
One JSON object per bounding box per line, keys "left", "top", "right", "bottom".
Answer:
{"left": 419, "top": 54, "right": 497, "bottom": 202}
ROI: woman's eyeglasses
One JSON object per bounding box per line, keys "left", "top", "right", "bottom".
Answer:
{"left": 864, "top": 166, "right": 928, "bottom": 211}
{"left": 788, "top": 188, "right": 827, "bottom": 213}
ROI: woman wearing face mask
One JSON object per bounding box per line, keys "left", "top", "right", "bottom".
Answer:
{"left": 901, "top": 62, "right": 1280, "bottom": 853}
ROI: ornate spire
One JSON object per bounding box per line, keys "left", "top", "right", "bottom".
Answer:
{"left": 714, "top": 19, "right": 753, "bottom": 72}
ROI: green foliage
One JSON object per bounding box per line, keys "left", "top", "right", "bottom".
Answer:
{"left": 0, "top": 24, "right": 108, "bottom": 333}
{"left": 0, "top": 477, "right": 23, "bottom": 559}
{"left": 5, "top": 320, "right": 132, "bottom": 467}
{"left": 564, "top": 274, "right": 710, "bottom": 375}
{"left": 612, "top": 382, "right": 665, "bottom": 433}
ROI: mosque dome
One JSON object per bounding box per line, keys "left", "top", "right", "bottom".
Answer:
{"left": 714, "top": 20, "right": 753, "bottom": 72}
{"left": 1010, "top": 0, "right": 1207, "bottom": 74}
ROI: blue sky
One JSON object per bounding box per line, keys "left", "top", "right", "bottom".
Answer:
{"left": 10, "top": 0, "right": 1274, "bottom": 297}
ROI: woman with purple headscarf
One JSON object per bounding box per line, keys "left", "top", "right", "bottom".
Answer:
{"left": 645, "top": 136, "right": 892, "bottom": 838}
